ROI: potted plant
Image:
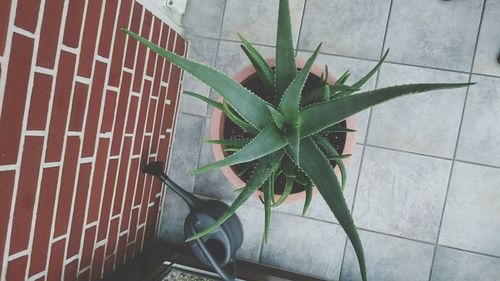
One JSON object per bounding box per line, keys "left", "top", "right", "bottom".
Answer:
{"left": 123, "top": 1, "right": 471, "bottom": 279}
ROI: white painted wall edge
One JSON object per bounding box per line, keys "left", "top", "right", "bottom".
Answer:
{"left": 136, "top": 0, "right": 187, "bottom": 36}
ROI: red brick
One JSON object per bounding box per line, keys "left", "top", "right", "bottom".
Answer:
{"left": 110, "top": 72, "right": 132, "bottom": 156}
{"left": 145, "top": 198, "right": 161, "bottom": 242}
{"left": 157, "top": 135, "right": 171, "bottom": 165}
{"left": 132, "top": 80, "right": 151, "bottom": 155}
{"left": 0, "top": 33, "right": 34, "bottom": 165}
{"left": 15, "top": 0, "right": 41, "bottom": 32}
{"left": 69, "top": 82, "right": 89, "bottom": 132}
{"left": 10, "top": 137, "right": 44, "bottom": 254}
{"left": 0, "top": 170, "right": 15, "bottom": 271}
{"left": 108, "top": 0, "right": 133, "bottom": 87}
{"left": 127, "top": 208, "right": 139, "bottom": 243}
{"left": 0, "top": 0, "right": 11, "bottom": 55}
{"left": 151, "top": 56, "right": 164, "bottom": 97}
{"left": 67, "top": 163, "right": 92, "bottom": 257}
{"left": 80, "top": 226, "right": 96, "bottom": 269}
{"left": 78, "top": 269, "right": 91, "bottom": 281}
{"left": 77, "top": 0, "right": 104, "bottom": 77}
{"left": 125, "top": 243, "right": 135, "bottom": 261}
{"left": 91, "top": 246, "right": 105, "bottom": 281}
{"left": 53, "top": 136, "right": 80, "bottom": 237}
{"left": 134, "top": 227, "right": 145, "bottom": 255}
{"left": 7, "top": 255, "right": 28, "bottom": 281}
{"left": 29, "top": 167, "right": 59, "bottom": 275}
{"left": 146, "top": 99, "right": 157, "bottom": 132}
{"left": 82, "top": 61, "right": 107, "bottom": 157}
{"left": 123, "top": 2, "right": 142, "bottom": 69}
{"left": 133, "top": 168, "right": 146, "bottom": 207}
{"left": 151, "top": 88, "right": 168, "bottom": 153}
{"left": 97, "top": 0, "right": 118, "bottom": 58}
{"left": 45, "top": 51, "right": 77, "bottom": 162}
{"left": 139, "top": 170, "right": 153, "bottom": 224}
{"left": 119, "top": 159, "right": 139, "bottom": 233}
{"left": 105, "top": 217, "right": 119, "bottom": 256}
{"left": 96, "top": 159, "right": 118, "bottom": 240}
{"left": 100, "top": 90, "right": 117, "bottom": 133}
{"left": 160, "top": 25, "right": 170, "bottom": 49}
{"left": 145, "top": 18, "right": 162, "bottom": 76}
{"left": 47, "top": 238, "right": 65, "bottom": 281}
{"left": 131, "top": 11, "right": 152, "bottom": 92}
{"left": 87, "top": 138, "right": 110, "bottom": 223}
{"left": 64, "top": 259, "right": 79, "bottom": 281}
{"left": 125, "top": 96, "right": 139, "bottom": 133}
{"left": 112, "top": 137, "right": 132, "bottom": 216}
{"left": 36, "top": 0, "right": 64, "bottom": 68}
{"left": 63, "top": 0, "right": 86, "bottom": 48}
{"left": 27, "top": 73, "right": 53, "bottom": 130}
{"left": 115, "top": 235, "right": 128, "bottom": 265}
{"left": 161, "top": 28, "right": 176, "bottom": 82}
{"left": 103, "top": 255, "right": 115, "bottom": 275}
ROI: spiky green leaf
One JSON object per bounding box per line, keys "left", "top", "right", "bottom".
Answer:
{"left": 302, "top": 181, "right": 312, "bottom": 216}
{"left": 186, "top": 151, "right": 284, "bottom": 242}
{"left": 351, "top": 49, "right": 389, "bottom": 89}
{"left": 223, "top": 101, "right": 259, "bottom": 134}
{"left": 302, "top": 84, "right": 359, "bottom": 106}
{"left": 123, "top": 29, "right": 272, "bottom": 130}
{"left": 271, "top": 176, "right": 293, "bottom": 207}
{"left": 192, "top": 124, "right": 287, "bottom": 175}
{"left": 300, "top": 83, "right": 473, "bottom": 138}
{"left": 184, "top": 91, "right": 223, "bottom": 110}
{"left": 264, "top": 179, "right": 273, "bottom": 243}
{"left": 238, "top": 33, "right": 275, "bottom": 91}
{"left": 275, "top": 0, "right": 297, "bottom": 100}
{"left": 279, "top": 43, "right": 321, "bottom": 122}
{"left": 205, "top": 139, "right": 252, "bottom": 148}
{"left": 266, "top": 105, "right": 286, "bottom": 130}
{"left": 299, "top": 137, "right": 366, "bottom": 281}
{"left": 313, "top": 135, "right": 347, "bottom": 190}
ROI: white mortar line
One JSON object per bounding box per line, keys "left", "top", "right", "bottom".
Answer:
{"left": 0, "top": 165, "right": 17, "bottom": 171}
{"left": 27, "top": 271, "right": 45, "bottom": 281}
{"left": 34, "top": 66, "right": 55, "bottom": 76}
{"left": 71, "top": 0, "right": 110, "bottom": 277}
{"left": 41, "top": 162, "right": 61, "bottom": 168}
{"left": 7, "top": 250, "right": 29, "bottom": 261}
{"left": 75, "top": 76, "right": 91, "bottom": 85}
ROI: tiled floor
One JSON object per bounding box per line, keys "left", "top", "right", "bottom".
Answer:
{"left": 158, "top": 0, "right": 500, "bottom": 280}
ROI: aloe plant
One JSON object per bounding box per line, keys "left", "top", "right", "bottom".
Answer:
{"left": 123, "top": 1, "right": 472, "bottom": 280}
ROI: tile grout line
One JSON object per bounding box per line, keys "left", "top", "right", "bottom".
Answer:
{"left": 427, "top": 0, "right": 488, "bottom": 280}
{"left": 294, "top": 0, "right": 307, "bottom": 55}
{"left": 338, "top": 0, "right": 394, "bottom": 278}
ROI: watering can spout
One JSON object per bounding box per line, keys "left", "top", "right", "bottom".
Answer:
{"left": 142, "top": 161, "right": 202, "bottom": 208}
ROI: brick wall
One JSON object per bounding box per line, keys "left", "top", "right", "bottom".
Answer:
{"left": 0, "top": 0, "right": 187, "bottom": 280}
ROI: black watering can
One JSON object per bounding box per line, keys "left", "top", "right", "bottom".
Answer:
{"left": 143, "top": 161, "right": 243, "bottom": 281}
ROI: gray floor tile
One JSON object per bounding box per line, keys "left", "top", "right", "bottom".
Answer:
{"left": 368, "top": 63, "right": 468, "bottom": 158}
{"left": 233, "top": 205, "right": 265, "bottom": 262}
{"left": 182, "top": 0, "right": 226, "bottom": 39}
{"left": 260, "top": 212, "right": 346, "bottom": 280}
{"left": 473, "top": 0, "right": 500, "bottom": 77}
{"left": 298, "top": 0, "right": 391, "bottom": 60}
{"left": 275, "top": 144, "right": 363, "bottom": 223}
{"left": 385, "top": 0, "right": 483, "bottom": 72}
{"left": 438, "top": 162, "right": 500, "bottom": 256}
{"left": 158, "top": 188, "right": 190, "bottom": 244}
{"left": 180, "top": 37, "right": 219, "bottom": 117}
{"left": 168, "top": 113, "right": 204, "bottom": 190}
{"left": 353, "top": 147, "right": 451, "bottom": 242}
{"left": 340, "top": 230, "right": 434, "bottom": 281}
{"left": 430, "top": 246, "right": 500, "bottom": 281}
{"left": 456, "top": 75, "right": 500, "bottom": 167}
{"left": 297, "top": 51, "right": 378, "bottom": 142}
{"left": 215, "top": 40, "right": 275, "bottom": 79}
{"left": 220, "top": 0, "right": 305, "bottom": 47}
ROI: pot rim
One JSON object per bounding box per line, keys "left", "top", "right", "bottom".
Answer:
{"left": 209, "top": 58, "right": 357, "bottom": 204}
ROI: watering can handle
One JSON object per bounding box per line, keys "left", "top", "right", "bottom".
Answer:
{"left": 187, "top": 221, "right": 237, "bottom": 281}
{"left": 142, "top": 161, "right": 203, "bottom": 208}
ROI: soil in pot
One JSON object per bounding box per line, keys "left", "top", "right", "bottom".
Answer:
{"left": 222, "top": 72, "right": 347, "bottom": 195}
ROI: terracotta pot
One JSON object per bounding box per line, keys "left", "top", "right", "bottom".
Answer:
{"left": 209, "top": 58, "right": 357, "bottom": 204}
